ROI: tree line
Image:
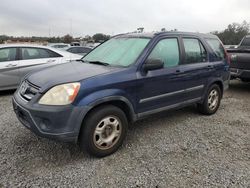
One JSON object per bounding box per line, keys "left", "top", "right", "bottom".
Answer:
{"left": 0, "top": 33, "right": 110, "bottom": 44}
{"left": 212, "top": 21, "right": 249, "bottom": 45}
{"left": 1, "top": 21, "right": 249, "bottom": 45}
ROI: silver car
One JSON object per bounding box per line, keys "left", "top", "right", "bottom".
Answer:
{"left": 0, "top": 44, "right": 81, "bottom": 91}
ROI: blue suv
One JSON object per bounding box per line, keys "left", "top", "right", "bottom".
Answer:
{"left": 13, "top": 32, "right": 230, "bottom": 157}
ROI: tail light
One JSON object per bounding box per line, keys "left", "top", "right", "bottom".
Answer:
{"left": 224, "top": 48, "right": 231, "bottom": 64}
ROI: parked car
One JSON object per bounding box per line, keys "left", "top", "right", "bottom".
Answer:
{"left": 13, "top": 32, "right": 230, "bottom": 157}
{"left": 86, "top": 42, "right": 101, "bottom": 48}
{"left": 70, "top": 42, "right": 80, "bottom": 46}
{"left": 227, "top": 35, "right": 250, "bottom": 82}
{"left": 48, "top": 43, "right": 70, "bottom": 49}
{"left": 66, "top": 46, "right": 92, "bottom": 56}
{"left": 0, "top": 44, "right": 81, "bottom": 90}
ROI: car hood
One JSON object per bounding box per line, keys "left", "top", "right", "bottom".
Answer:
{"left": 26, "top": 61, "right": 121, "bottom": 92}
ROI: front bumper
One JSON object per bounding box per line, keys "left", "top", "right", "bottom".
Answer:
{"left": 12, "top": 92, "right": 88, "bottom": 143}
{"left": 230, "top": 68, "right": 250, "bottom": 79}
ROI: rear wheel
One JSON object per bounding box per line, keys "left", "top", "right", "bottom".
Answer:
{"left": 198, "top": 84, "right": 222, "bottom": 115}
{"left": 241, "top": 78, "right": 250, "bottom": 82}
{"left": 79, "top": 105, "right": 128, "bottom": 157}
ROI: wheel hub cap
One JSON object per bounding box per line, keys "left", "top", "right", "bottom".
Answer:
{"left": 208, "top": 89, "right": 219, "bottom": 111}
{"left": 93, "top": 116, "right": 122, "bottom": 150}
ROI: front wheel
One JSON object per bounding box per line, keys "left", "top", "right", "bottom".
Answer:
{"left": 79, "top": 105, "right": 128, "bottom": 157}
{"left": 198, "top": 84, "right": 222, "bottom": 115}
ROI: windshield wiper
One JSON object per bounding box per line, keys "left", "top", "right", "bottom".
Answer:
{"left": 77, "top": 59, "right": 85, "bottom": 62}
{"left": 78, "top": 59, "right": 110, "bottom": 66}
{"left": 87, "top": 61, "right": 110, "bottom": 66}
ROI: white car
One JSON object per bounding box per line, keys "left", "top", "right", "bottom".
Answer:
{"left": 0, "top": 44, "right": 81, "bottom": 91}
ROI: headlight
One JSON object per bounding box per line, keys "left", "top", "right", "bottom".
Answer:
{"left": 39, "top": 82, "right": 80, "bottom": 105}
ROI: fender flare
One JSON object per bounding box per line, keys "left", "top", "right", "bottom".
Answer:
{"left": 75, "top": 95, "right": 137, "bottom": 140}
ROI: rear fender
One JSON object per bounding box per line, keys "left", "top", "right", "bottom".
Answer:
{"left": 201, "top": 78, "right": 224, "bottom": 102}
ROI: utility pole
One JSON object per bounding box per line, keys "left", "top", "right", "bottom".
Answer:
{"left": 70, "top": 19, "right": 73, "bottom": 37}
{"left": 137, "top": 27, "right": 144, "bottom": 33}
{"left": 49, "top": 27, "right": 51, "bottom": 38}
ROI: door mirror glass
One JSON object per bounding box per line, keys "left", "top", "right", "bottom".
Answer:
{"left": 143, "top": 58, "right": 164, "bottom": 71}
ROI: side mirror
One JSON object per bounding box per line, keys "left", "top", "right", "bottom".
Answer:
{"left": 143, "top": 58, "right": 164, "bottom": 71}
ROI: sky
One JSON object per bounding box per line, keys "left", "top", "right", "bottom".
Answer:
{"left": 0, "top": 0, "right": 250, "bottom": 37}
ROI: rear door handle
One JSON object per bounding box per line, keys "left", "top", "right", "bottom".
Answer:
{"left": 5, "top": 63, "right": 18, "bottom": 67}
{"left": 207, "top": 65, "right": 214, "bottom": 69}
{"left": 46, "top": 59, "right": 56, "bottom": 63}
{"left": 174, "top": 69, "right": 183, "bottom": 74}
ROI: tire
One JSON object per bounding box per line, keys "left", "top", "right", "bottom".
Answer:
{"left": 79, "top": 105, "right": 128, "bottom": 157}
{"left": 198, "top": 84, "right": 222, "bottom": 115}
{"left": 241, "top": 78, "right": 250, "bottom": 82}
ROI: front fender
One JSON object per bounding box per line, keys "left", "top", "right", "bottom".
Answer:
{"left": 73, "top": 89, "right": 136, "bottom": 139}
{"left": 77, "top": 89, "right": 135, "bottom": 109}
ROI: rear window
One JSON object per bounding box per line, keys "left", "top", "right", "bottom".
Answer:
{"left": 241, "top": 37, "right": 250, "bottom": 46}
{"left": 205, "top": 38, "right": 225, "bottom": 61}
{"left": 78, "top": 47, "right": 92, "bottom": 53}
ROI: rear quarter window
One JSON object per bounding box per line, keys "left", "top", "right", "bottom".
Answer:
{"left": 205, "top": 38, "right": 225, "bottom": 61}
{"left": 47, "top": 50, "right": 62, "bottom": 58}
{"left": 21, "top": 48, "right": 62, "bottom": 60}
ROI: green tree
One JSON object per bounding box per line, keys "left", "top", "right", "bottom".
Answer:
{"left": 212, "top": 21, "right": 250, "bottom": 45}
{"left": 48, "top": 37, "right": 62, "bottom": 43}
{"left": 0, "top": 35, "right": 9, "bottom": 44}
{"left": 92, "top": 33, "right": 110, "bottom": 42}
{"left": 63, "top": 34, "right": 73, "bottom": 43}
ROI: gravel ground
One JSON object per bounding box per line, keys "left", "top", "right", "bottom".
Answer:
{"left": 0, "top": 80, "right": 249, "bottom": 187}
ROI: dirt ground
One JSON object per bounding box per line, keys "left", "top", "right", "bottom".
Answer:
{"left": 0, "top": 80, "right": 249, "bottom": 187}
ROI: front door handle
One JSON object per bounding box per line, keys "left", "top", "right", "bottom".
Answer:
{"left": 5, "top": 63, "right": 18, "bottom": 67}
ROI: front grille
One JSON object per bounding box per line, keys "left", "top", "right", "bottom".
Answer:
{"left": 19, "top": 81, "right": 40, "bottom": 101}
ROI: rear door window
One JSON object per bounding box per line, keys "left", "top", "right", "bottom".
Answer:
{"left": 21, "top": 48, "right": 60, "bottom": 60}
{"left": 205, "top": 38, "right": 225, "bottom": 61}
{"left": 183, "top": 38, "right": 207, "bottom": 64}
{"left": 70, "top": 47, "right": 78, "bottom": 53}
{"left": 78, "top": 47, "right": 91, "bottom": 53}
{"left": 0, "top": 48, "right": 17, "bottom": 62}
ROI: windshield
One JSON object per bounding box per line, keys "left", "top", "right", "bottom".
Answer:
{"left": 82, "top": 37, "right": 150, "bottom": 67}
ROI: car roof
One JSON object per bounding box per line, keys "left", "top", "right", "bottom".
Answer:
{"left": 114, "top": 31, "right": 217, "bottom": 39}
{"left": 0, "top": 44, "right": 51, "bottom": 49}
{"left": 0, "top": 43, "right": 82, "bottom": 58}
{"left": 48, "top": 43, "right": 69, "bottom": 45}
{"left": 67, "top": 46, "right": 92, "bottom": 49}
